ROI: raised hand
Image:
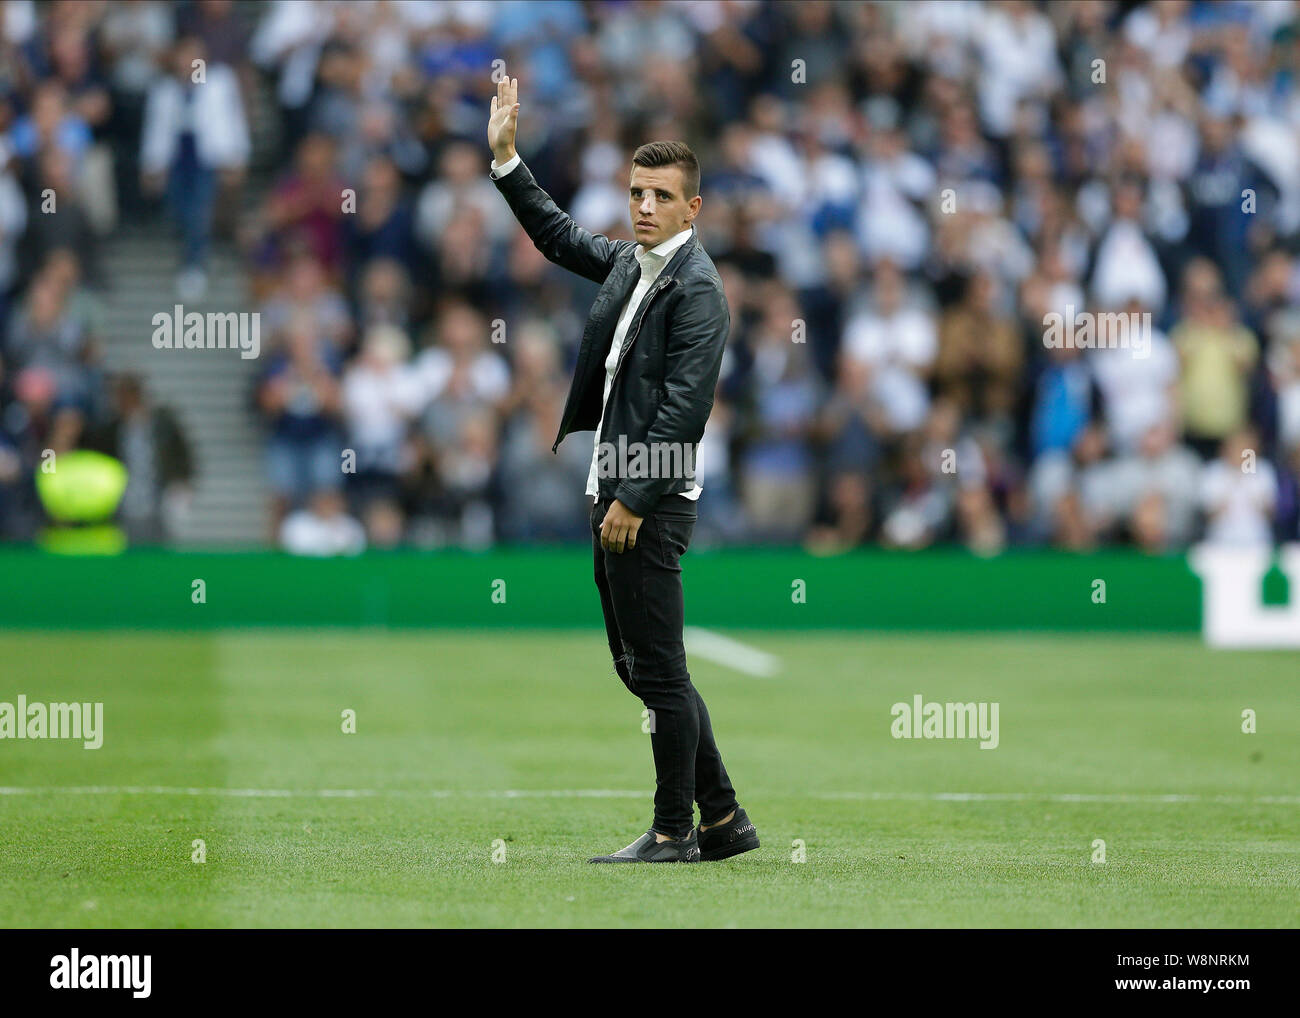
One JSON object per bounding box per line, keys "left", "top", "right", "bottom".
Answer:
{"left": 488, "top": 74, "right": 519, "bottom": 164}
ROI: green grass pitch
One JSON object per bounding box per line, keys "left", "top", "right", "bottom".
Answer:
{"left": 1, "top": 630, "right": 1296, "bottom": 927}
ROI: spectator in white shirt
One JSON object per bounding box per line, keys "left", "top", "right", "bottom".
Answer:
{"left": 1088, "top": 179, "right": 1168, "bottom": 314}
{"left": 1200, "top": 429, "right": 1278, "bottom": 547}
{"left": 342, "top": 324, "right": 423, "bottom": 504}
{"left": 415, "top": 302, "right": 510, "bottom": 449}
{"left": 857, "top": 126, "right": 933, "bottom": 271}
{"left": 1088, "top": 419, "right": 1202, "bottom": 549}
{"left": 973, "top": 0, "right": 1061, "bottom": 138}
{"left": 1124, "top": 0, "right": 1193, "bottom": 70}
{"left": 841, "top": 259, "right": 937, "bottom": 434}
{"left": 1090, "top": 301, "right": 1180, "bottom": 455}
{"left": 140, "top": 35, "right": 249, "bottom": 299}
{"left": 415, "top": 141, "right": 517, "bottom": 255}
{"left": 280, "top": 489, "right": 366, "bottom": 556}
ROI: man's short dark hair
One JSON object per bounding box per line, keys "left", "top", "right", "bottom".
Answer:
{"left": 632, "top": 140, "right": 700, "bottom": 200}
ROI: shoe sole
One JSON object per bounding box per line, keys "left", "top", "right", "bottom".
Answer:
{"left": 699, "top": 833, "right": 759, "bottom": 861}
{"left": 588, "top": 850, "right": 700, "bottom": 863}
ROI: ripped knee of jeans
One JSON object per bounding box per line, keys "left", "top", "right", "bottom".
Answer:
{"left": 613, "top": 644, "right": 639, "bottom": 696}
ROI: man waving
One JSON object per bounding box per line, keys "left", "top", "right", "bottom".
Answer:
{"left": 487, "top": 75, "right": 758, "bottom": 864}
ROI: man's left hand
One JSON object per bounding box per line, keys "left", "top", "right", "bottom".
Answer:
{"left": 600, "top": 499, "right": 643, "bottom": 553}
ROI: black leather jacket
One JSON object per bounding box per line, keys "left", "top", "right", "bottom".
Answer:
{"left": 491, "top": 158, "right": 730, "bottom": 517}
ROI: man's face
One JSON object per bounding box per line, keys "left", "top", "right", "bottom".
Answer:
{"left": 629, "top": 164, "right": 700, "bottom": 249}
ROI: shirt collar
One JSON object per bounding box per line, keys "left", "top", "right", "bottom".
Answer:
{"left": 637, "top": 226, "right": 693, "bottom": 267}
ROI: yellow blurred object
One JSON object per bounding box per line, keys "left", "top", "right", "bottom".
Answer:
{"left": 34, "top": 450, "right": 129, "bottom": 524}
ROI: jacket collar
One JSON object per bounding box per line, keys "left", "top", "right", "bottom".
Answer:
{"left": 638, "top": 226, "right": 693, "bottom": 263}
{"left": 629, "top": 224, "right": 697, "bottom": 282}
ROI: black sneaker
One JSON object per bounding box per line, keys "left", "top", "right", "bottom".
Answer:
{"left": 588, "top": 829, "right": 700, "bottom": 863}
{"left": 696, "top": 806, "right": 759, "bottom": 861}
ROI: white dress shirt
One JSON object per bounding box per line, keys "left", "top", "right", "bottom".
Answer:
{"left": 492, "top": 154, "right": 702, "bottom": 502}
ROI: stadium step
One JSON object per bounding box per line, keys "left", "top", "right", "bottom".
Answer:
{"left": 97, "top": 231, "right": 270, "bottom": 547}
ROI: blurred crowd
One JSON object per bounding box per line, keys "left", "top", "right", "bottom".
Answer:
{"left": 5, "top": 0, "right": 1300, "bottom": 553}
{"left": 0, "top": 0, "right": 207, "bottom": 542}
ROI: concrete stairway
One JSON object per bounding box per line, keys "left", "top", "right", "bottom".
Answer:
{"left": 95, "top": 75, "right": 282, "bottom": 547}
{"left": 96, "top": 224, "right": 270, "bottom": 546}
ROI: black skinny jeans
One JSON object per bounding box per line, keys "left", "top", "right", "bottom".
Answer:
{"left": 591, "top": 493, "right": 738, "bottom": 838}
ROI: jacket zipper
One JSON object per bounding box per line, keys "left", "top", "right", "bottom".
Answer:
{"left": 552, "top": 267, "right": 678, "bottom": 453}
{"left": 590, "top": 276, "right": 674, "bottom": 481}
{"left": 611, "top": 276, "right": 672, "bottom": 384}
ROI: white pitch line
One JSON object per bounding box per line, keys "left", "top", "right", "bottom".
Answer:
{"left": 0, "top": 786, "right": 632, "bottom": 800}
{"left": 0, "top": 787, "right": 1296, "bottom": 805}
{"left": 684, "top": 627, "right": 780, "bottom": 677}
{"left": 818, "top": 791, "right": 1300, "bottom": 804}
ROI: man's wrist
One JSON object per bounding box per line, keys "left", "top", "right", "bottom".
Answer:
{"left": 492, "top": 147, "right": 517, "bottom": 165}
{"left": 612, "top": 486, "right": 655, "bottom": 518}
{"left": 490, "top": 150, "right": 520, "bottom": 179}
